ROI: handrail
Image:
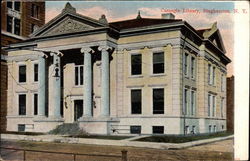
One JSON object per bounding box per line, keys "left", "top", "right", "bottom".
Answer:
{"left": 0, "top": 146, "right": 127, "bottom": 161}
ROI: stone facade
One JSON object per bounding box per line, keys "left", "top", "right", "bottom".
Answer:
{"left": 5, "top": 3, "right": 230, "bottom": 135}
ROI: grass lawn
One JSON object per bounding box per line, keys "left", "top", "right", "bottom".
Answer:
{"left": 68, "top": 135, "right": 132, "bottom": 140}
{"left": 136, "top": 131, "right": 233, "bottom": 143}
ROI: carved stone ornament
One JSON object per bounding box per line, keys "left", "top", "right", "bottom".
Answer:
{"left": 44, "top": 18, "right": 93, "bottom": 36}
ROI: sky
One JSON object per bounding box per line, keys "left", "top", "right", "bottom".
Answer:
{"left": 45, "top": 1, "right": 235, "bottom": 76}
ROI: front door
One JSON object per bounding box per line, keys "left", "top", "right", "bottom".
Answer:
{"left": 74, "top": 100, "right": 83, "bottom": 121}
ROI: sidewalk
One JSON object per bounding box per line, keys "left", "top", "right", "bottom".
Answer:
{"left": 0, "top": 133, "right": 234, "bottom": 150}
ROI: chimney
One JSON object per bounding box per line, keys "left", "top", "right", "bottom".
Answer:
{"left": 161, "top": 13, "right": 175, "bottom": 19}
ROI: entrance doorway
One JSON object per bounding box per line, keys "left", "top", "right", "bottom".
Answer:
{"left": 74, "top": 100, "right": 83, "bottom": 121}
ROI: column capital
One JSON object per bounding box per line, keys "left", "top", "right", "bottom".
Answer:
{"left": 50, "top": 51, "right": 64, "bottom": 57}
{"left": 80, "top": 47, "right": 94, "bottom": 54}
{"left": 98, "top": 45, "right": 112, "bottom": 52}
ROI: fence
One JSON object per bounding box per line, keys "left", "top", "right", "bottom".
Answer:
{"left": 0, "top": 147, "right": 127, "bottom": 161}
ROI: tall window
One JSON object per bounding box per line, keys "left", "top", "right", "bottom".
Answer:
{"left": 208, "top": 64, "right": 215, "bottom": 85}
{"left": 153, "top": 52, "right": 164, "bottom": 74}
{"left": 75, "top": 65, "right": 83, "bottom": 86}
{"left": 34, "top": 94, "right": 38, "bottom": 115}
{"left": 31, "top": 4, "right": 39, "bottom": 19}
{"left": 208, "top": 94, "right": 216, "bottom": 117}
{"left": 191, "top": 57, "right": 195, "bottom": 79}
{"left": 19, "top": 94, "right": 26, "bottom": 115}
{"left": 183, "top": 88, "right": 188, "bottom": 115}
{"left": 153, "top": 88, "right": 164, "bottom": 114}
{"left": 34, "top": 64, "right": 38, "bottom": 82}
{"left": 184, "top": 53, "right": 188, "bottom": 76}
{"left": 131, "top": 54, "right": 142, "bottom": 75}
{"left": 221, "top": 74, "right": 226, "bottom": 92}
{"left": 212, "top": 95, "right": 216, "bottom": 117}
{"left": 131, "top": 89, "right": 142, "bottom": 114}
{"left": 19, "top": 65, "right": 26, "bottom": 83}
{"left": 6, "top": 15, "right": 20, "bottom": 35}
{"left": 220, "top": 98, "right": 224, "bottom": 118}
{"left": 191, "top": 90, "right": 195, "bottom": 115}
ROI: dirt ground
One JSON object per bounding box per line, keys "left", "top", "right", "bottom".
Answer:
{"left": 0, "top": 138, "right": 233, "bottom": 161}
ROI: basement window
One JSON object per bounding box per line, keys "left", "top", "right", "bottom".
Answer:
{"left": 130, "top": 126, "right": 141, "bottom": 134}
{"left": 18, "top": 124, "right": 25, "bottom": 132}
{"left": 152, "top": 126, "right": 164, "bottom": 134}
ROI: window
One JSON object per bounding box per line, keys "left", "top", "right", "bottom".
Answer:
{"left": 191, "top": 57, "right": 195, "bottom": 78}
{"left": 183, "top": 88, "right": 188, "bottom": 115}
{"left": 14, "top": 2, "right": 20, "bottom": 11}
{"left": 131, "top": 54, "right": 141, "bottom": 75}
{"left": 130, "top": 126, "right": 141, "bottom": 134}
{"left": 34, "top": 64, "right": 38, "bottom": 82}
{"left": 213, "top": 125, "right": 217, "bottom": 132}
{"left": 7, "top": 1, "right": 20, "bottom": 11}
{"left": 31, "top": 4, "right": 39, "bottom": 19}
{"left": 185, "top": 126, "right": 189, "bottom": 134}
{"left": 7, "top": 2, "right": 12, "bottom": 8}
{"left": 184, "top": 53, "right": 188, "bottom": 76}
{"left": 220, "top": 98, "right": 224, "bottom": 118}
{"left": 14, "top": 18, "right": 20, "bottom": 35}
{"left": 208, "top": 64, "right": 215, "bottom": 85}
{"left": 6, "top": 15, "right": 20, "bottom": 35}
{"left": 31, "top": 24, "right": 39, "bottom": 33}
{"left": 153, "top": 52, "right": 164, "bottom": 74}
{"left": 191, "top": 126, "right": 196, "bottom": 134}
{"left": 208, "top": 94, "right": 216, "bottom": 117}
{"left": 212, "top": 95, "right": 216, "bottom": 117}
{"left": 221, "top": 74, "right": 226, "bottom": 92}
{"left": 7, "top": 15, "right": 13, "bottom": 33}
{"left": 153, "top": 88, "right": 164, "bottom": 114}
{"left": 131, "top": 89, "right": 141, "bottom": 114}
{"left": 222, "top": 125, "right": 224, "bottom": 130}
{"left": 208, "top": 94, "right": 211, "bottom": 116}
{"left": 191, "top": 90, "right": 195, "bottom": 115}
{"left": 18, "top": 124, "right": 25, "bottom": 132}
{"left": 19, "top": 94, "right": 26, "bottom": 115}
{"left": 19, "top": 65, "right": 26, "bottom": 83}
{"left": 34, "top": 94, "right": 38, "bottom": 115}
{"left": 208, "top": 125, "right": 212, "bottom": 133}
{"left": 152, "top": 126, "right": 164, "bottom": 134}
{"left": 75, "top": 65, "right": 83, "bottom": 86}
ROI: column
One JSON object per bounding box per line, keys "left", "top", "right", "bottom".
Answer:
{"left": 52, "top": 53, "right": 61, "bottom": 118}
{"left": 38, "top": 55, "right": 46, "bottom": 117}
{"left": 81, "top": 47, "right": 93, "bottom": 117}
{"left": 99, "top": 46, "right": 111, "bottom": 117}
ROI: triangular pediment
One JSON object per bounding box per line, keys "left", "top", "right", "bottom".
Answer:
{"left": 40, "top": 17, "right": 95, "bottom": 37}
{"left": 209, "top": 30, "right": 226, "bottom": 53}
{"left": 30, "top": 7, "right": 107, "bottom": 38}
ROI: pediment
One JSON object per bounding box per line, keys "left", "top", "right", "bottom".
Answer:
{"left": 30, "top": 11, "right": 107, "bottom": 38}
{"left": 41, "top": 17, "right": 95, "bottom": 36}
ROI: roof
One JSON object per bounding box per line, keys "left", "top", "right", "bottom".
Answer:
{"left": 109, "top": 18, "right": 182, "bottom": 30}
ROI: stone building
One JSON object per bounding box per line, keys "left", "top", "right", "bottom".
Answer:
{"left": 4, "top": 3, "right": 230, "bottom": 135}
{"left": 1, "top": 1, "right": 45, "bottom": 132}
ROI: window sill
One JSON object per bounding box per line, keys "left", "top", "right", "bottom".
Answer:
{"left": 18, "top": 82, "right": 27, "bottom": 85}
{"left": 150, "top": 73, "right": 166, "bottom": 77}
{"left": 31, "top": 17, "right": 40, "bottom": 21}
{"left": 128, "top": 75, "right": 143, "bottom": 78}
{"left": 73, "top": 85, "right": 84, "bottom": 88}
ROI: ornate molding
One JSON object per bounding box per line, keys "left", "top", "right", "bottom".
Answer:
{"left": 98, "top": 45, "right": 112, "bottom": 52}
{"left": 80, "top": 47, "right": 94, "bottom": 54}
{"left": 44, "top": 18, "right": 93, "bottom": 36}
